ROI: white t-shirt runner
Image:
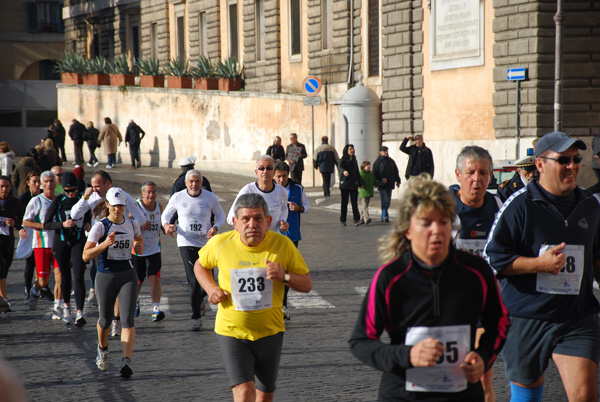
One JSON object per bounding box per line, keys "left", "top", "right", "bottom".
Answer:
{"left": 161, "top": 189, "right": 226, "bottom": 248}
{"left": 135, "top": 199, "right": 162, "bottom": 256}
{"left": 227, "top": 182, "right": 288, "bottom": 232}
{"left": 24, "top": 194, "right": 54, "bottom": 248}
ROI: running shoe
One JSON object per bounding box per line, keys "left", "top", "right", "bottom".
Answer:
{"left": 0, "top": 297, "right": 11, "bottom": 314}
{"left": 28, "top": 292, "right": 39, "bottom": 310}
{"left": 134, "top": 299, "right": 140, "bottom": 317}
{"left": 87, "top": 289, "right": 97, "bottom": 306}
{"left": 93, "top": 161, "right": 99, "bottom": 167}
{"left": 283, "top": 306, "right": 290, "bottom": 321}
{"left": 24, "top": 287, "right": 29, "bottom": 300}
{"left": 75, "top": 311, "right": 87, "bottom": 326}
{"left": 40, "top": 287, "right": 55, "bottom": 302}
{"left": 62, "top": 306, "right": 72, "bottom": 325}
{"left": 152, "top": 311, "right": 165, "bottom": 322}
{"left": 106, "top": 165, "right": 113, "bottom": 169}
{"left": 87, "top": 163, "right": 92, "bottom": 167}
{"left": 96, "top": 345, "right": 109, "bottom": 371}
{"left": 366, "top": 218, "right": 372, "bottom": 224}
{"left": 191, "top": 318, "right": 202, "bottom": 331}
{"left": 52, "top": 307, "right": 63, "bottom": 320}
{"left": 120, "top": 357, "right": 133, "bottom": 378}
{"left": 201, "top": 301, "right": 206, "bottom": 317}
{"left": 111, "top": 319, "right": 121, "bottom": 337}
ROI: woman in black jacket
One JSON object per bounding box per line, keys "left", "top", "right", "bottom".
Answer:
{"left": 43, "top": 172, "right": 91, "bottom": 325}
{"left": 266, "top": 136, "right": 285, "bottom": 162}
{"left": 338, "top": 144, "right": 363, "bottom": 226}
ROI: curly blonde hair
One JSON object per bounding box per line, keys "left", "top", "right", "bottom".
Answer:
{"left": 378, "top": 174, "right": 456, "bottom": 264}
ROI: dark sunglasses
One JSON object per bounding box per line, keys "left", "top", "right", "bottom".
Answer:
{"left": 257, "top": 166, "right": 274, "bottom": 171}
{"left": 540, "top": 155, "right": 583, "bottom": 165}
{"left": 64, "top": 188, "right": 77, "bottom": 193}
{"left": 56, "top": 173, "right": 63, "bottom": 177}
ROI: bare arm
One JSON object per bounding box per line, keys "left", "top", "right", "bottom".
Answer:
{"left": 265, "top": 259, "right": 312, "bottom": 293}
{"left": 194, "top": 260, "right": 229, "bottom": 304}
{"left": 82, "top": 231, "right": 116, "bottom": 262}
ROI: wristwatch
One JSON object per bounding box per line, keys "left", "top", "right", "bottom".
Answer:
{"left": 213, "top": 226, "right": 219, "bottom": 231}
{"left": 283, "top": 271, "right": 290, "bottom": 283}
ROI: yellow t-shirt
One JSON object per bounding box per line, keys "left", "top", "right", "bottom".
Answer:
{"left": 198, "top": 230, "right": 309, "bottom": 341}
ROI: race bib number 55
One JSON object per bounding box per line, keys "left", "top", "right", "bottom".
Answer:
{"left": 230, "top": 267, "right": 273, "bottom": 311}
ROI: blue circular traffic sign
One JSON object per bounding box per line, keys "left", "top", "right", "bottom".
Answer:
{"left": 303, "top": 76, "right": 322, "bottom": 96}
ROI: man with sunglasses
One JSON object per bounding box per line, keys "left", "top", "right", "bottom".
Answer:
{"left": 227, "top": 155, "right": 289, "bottom": 233}
{"left": 485, "top": 131, "right": 600, "bottom": 402}
{"left": 51, "top": 166, "right": 64, "bottom": 195}
{"left": 497, "top": 155, "right": 537, "bottom": 203}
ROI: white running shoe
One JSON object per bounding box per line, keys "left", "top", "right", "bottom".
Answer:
{"left": 96, "top": 345, "right": 109, "bottom": 371}
{"left": 93, "top": 161, "right": 99, "bottom": 167}
{"left": 87, "top": 289, "right": 97, "bottom": 306}
{"left": 62, "top": 306, "right": 72, "bottom": 324}
{"left": 52, "top": 307, "right": 63, "bottom": 320}
{"left": 75, "top": 311, "right": 87, "bottom": 326}
{"left": 191, "top": 318, "right": 202, "bottom": 331}
{"left": 283, "top": 306, "right": 290, "bottom": 320}
{"left": 111, "top": 319, "right": 121, "bottom": 337}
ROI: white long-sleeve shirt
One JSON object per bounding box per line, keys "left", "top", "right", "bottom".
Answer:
{"left": 226, "top": 182, "right": 289, "bottom": 231}
{"left": 71, "top": 189, "right": 147, "bottom": 225}
{"left": 161, "top": 189, "right": 226, "bottom": 248}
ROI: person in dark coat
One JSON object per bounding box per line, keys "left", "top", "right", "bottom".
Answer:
{"left": 84, "top": 121, "right": 100, "bottom": 167}
{"left": 12, "top": 157, "right": 41, "bottom": 197}
{"left": 68, "top": 119, "right": 87, "bottom": 166}
{"left": 338, "top": 144, "right": 363, "bottom": 226}
{"left": 313, "top": 135, "right": 340, "bottom": 197}
{"left": 266, "top": 136, "right": 286, "bottom": 162}
{"left": 53, "top": 119, "right": 67, "bottom": 162}
{"left": 170, "top": 156, "right": 212, "bottom": 196}
{"left": 125, "top": 120, "right": 146, "bottom": 169}
{"left": 285, "top": 133, "right": 308, "bottom": 185}
{"left": 372, "top": 146, "right": 401, "bottom": 222}
{"left": 400, "top": 134, "right": 434, "bottom": 180}
{"left": 496, "top": 156, "right": 537, "bottom": 203}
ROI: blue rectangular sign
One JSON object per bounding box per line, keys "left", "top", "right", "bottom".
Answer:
{"left": 507, "top": 67, "right": 526, "bottom": 81}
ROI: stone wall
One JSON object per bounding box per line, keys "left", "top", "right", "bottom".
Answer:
{"left": 56, "top": 85, "right": 339, "bottom": 186}
{"left": 243, "top": 0, "right": 281, "bottom": 92}
{"left": 493, "top": 0, "right": 600, "bottom": 139}
{"left": 381, "top": 0, "right": 424, "bottom": 142}
{"left": 188, "top": 0, "right": 222, "bottom": 62}
{"left": 140, "top": 0, "right": 170, "bottom": 64}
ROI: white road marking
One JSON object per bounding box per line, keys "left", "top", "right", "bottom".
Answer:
{"left": 137, "top": 295, "right": 171, "bottom": 315}
{"left": 134, "top": 174, "right": 161, "bottom": 178}
{"left": 288, "top": 290, "right": 335, "bottom": 309}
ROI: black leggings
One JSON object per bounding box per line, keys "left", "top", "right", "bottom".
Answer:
{"left": 0, "top": 236, "right": 14, "bottom": 279}
{"left": 53, "top": 239, "right": 86, "bottom": 310}
{"left": 179, "top": 246, "right": 207, "bottom": 320}
{"left": 340, "top": 188, "right": 360, "bottom": 223}
{"left": 95, "top": 268, "right": 137, "bottom": 329}
{"left": 24, "top": 254, "right": 35, "bottom": 293}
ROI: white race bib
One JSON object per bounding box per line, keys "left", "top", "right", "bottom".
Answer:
{"left": 0, "top": 217, "right": 9, "bottom": 236}
{"left": 145, "top": 222, "right": 161, "bottom": 239}
{"left": 106, "top": 233, "right": 132, "bottom": 260}
{"left": 536, "top": 244, "right": 584, "bottom": 295}
{"left": 179, "top": 217, "right": 205, "bottom": 237}
{"left": 405, "top": 325, "right": 470, "bottom": 393}
{"left": 455, "top": 239, "right": 485, "bottom": 258}
{"left": 230, "top": 267, "right": 273, "bottom": 311}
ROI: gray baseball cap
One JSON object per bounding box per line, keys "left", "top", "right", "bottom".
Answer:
{"left": 534, "top": 131, "right": 586, "bottom": 158}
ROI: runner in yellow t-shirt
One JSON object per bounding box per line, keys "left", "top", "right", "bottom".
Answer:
{"left": 195, "top": 193, "right": 311, "bottom": 402}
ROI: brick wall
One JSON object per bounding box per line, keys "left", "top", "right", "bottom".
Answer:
{"left": 381, "top": 0, "right": 424, "bottom": 141}
{"left": 493, "top": 0, "right": 600, "bottom": 139}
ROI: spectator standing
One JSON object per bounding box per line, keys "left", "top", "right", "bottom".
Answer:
{"left": 0, "top": 142, "right": 15, "bottom": 183}
{"left": 400, "top": 134, "right": 434, "bottom": 180}
{"left": 43, "top": 139, "right": 62, "bottom": 168}
{"left": 53, "top": 119, "right": 67, "bottom": 162}
{"left": 372, "top": 146, "right": 401, "bottom": 222}
{"left": 68, "top": 119, "right": 86, "bottom": 167}
{"left": 358, "top": 160, "right": 382, "bottom": 225}
{"left": 338, "top": 144, "right": 363, "bottom": 226}
{"left": 12, "top": 156, "right": 40, "bottom": 197}
{"left": 496, "top": 155, "right": 537, "bottom": 203}
{"left": 285, "top": 133, "right": 307, "bottom": 184}
{"left": 98, "top": 117, "right": 123, "bottom": 169}
{"left": 85, "top": 121, "right": 100, "bottom": 167}
{"left": 125, "top": 120, "right": 145, "bottom": 169}
{"left": 266, "top": 136, "right": 286, "bottom": 162}
{"left": 313, "top": 135, "right": 340, "bottom": 197}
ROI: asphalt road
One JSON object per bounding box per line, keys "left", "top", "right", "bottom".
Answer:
{"left": 0, "top": 164, "right": 597, "bottom": 401}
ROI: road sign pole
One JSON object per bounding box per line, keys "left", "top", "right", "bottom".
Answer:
{"left": 312, "top": 105, "right": 315, "bottom": 185}
{"left": 515, "top": 80, "right": 520, "bottom": 159}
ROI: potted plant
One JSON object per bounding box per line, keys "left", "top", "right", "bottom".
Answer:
{"left": 108, "top": 55, "right": 136, "bottom": 86}
{"left": 216, "top": 57, "right": 243, "bottom": 91}
{"left": 136, "top": 58, "right": 164, "bottom": 88}
{"left": 191, "top": 56, "right": 218, "bottom": 90}
{"left": 165, "top": 57, "right": 192, "bottom": 89}
{"left": 54, "top": 52, "right": 85, "bottom": 84}
{"left": 83, "top": 56, "right": 109, "bottom": 85}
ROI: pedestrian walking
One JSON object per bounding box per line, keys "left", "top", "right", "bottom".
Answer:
{"left": 125, "top": 120, "right": 145, "bottom": 169}
{"left": 85, "top": 121, "right": 100, "bottom": 167}
{"left": 53, "top": 119, "right": 67, "bottom": 162}
{"left": 285, "top": 133, "right": 307, "bottom": 184}
{"left": 266, "top": 136, "right": 285, "bottom": 162}
{"left": 338, "top": 144, "right": 362, "bottom": 226}
{"left": 357, "top": 160, "right": 382, "bottom": 225}
{"left": 313, "top": 135, "right": 339, "bottom": 197}
{"left": 68, "top": 119, "right": 86, "bottom": 167}
{"left": 98, "top": 117, "right": 123, "bottom": 169}
{"left": 372, "top": 146, "right": 401, "bottom": 222}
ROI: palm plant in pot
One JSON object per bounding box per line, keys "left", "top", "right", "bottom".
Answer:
{"left": 216, "top": 57, "right": 243, "bottom": 91}
{"left": 136, "top": 58, "right": 164, "bottom": 88}
{"left": 108, "top": 55, "right": 136, "bottom": 86}
{"left": 83, "top": 56, "right": 109, "bottom": 85}
{"left": 165, "top": 57, "right": 192, "bottom": 89}
{"left": 191, "top": 56, "right": 218, "bottom": 90}
{"left": 54, "top": 52, "right": 85, "bottom": 84}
